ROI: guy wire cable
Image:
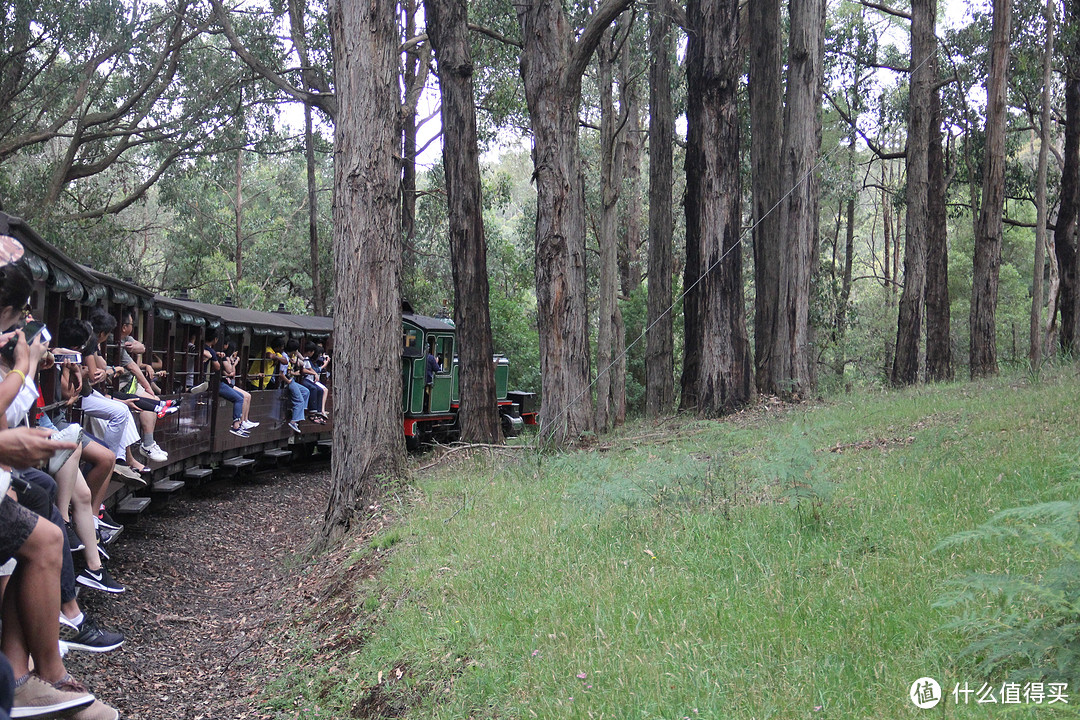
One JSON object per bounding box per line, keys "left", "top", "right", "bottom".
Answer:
{"left": 531, "top": 46, "right": 939, "bottom": 450}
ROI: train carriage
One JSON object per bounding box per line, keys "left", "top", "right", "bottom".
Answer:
{"left": 0, "top": 210, "right": 536, "bottom": 521}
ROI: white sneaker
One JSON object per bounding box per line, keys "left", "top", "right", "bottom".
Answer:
{"left": 240, "top": 420, "right": 259, "bottom": 430}
{"left": 140, "top": 443, "right": 167, "bottom": 463}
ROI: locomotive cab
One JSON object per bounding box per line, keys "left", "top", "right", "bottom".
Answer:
{"left": 401, "top": 311, "right": 458, "bottom": 448}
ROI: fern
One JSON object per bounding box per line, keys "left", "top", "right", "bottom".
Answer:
{"left": 761, "top": 426, "right": 832, "bottom": 526}
{"left": 934, "top": 500, "right": 1080, "bottom": 683}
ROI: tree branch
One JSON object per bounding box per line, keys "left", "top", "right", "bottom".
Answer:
{"left": 567, "top": 0, "right": 636, "bottom": 87}
{"left": 209, "top": 0, "right": 337, "bottom": 119}
{"left": 859, "top": 0, "right": 910, "bottom": 20}
{"left": 467, "top": 23, "right": 522, "bottom": 48}
{"left": 825, "top": 90, "right": 906, "bottom": 161}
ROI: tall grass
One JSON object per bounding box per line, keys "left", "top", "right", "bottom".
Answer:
{"left": 264, "top": 368, "right": 1080, "bottom": 718}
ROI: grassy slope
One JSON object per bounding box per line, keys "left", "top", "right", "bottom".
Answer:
{"left": 266, "top": 370, "right": 1080, "bottom": 719}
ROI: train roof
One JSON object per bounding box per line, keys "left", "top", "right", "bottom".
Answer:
{"left": 403, "top": 312, "right": 455, "bottom": 333}
{"left": 270, "top": 311, "right": 334, "bottom": 334}
{"left": 1, "top": 213, "right": 104, "bottom": 303}
{"left": 154, "top": 295, "right": 334, "bottom": 337}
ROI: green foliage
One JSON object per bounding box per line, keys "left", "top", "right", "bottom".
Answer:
{"left": 762, "top": 426, "right": 833, "bottom": 528}
{"left": 265, "top": 366, "right": 1080, "bottom": 718}
{"left": 158, "top": 146, "right": 333, "bottom": 312}
{"left": 935, "top": 498, "right": 1080, "bottom": 683}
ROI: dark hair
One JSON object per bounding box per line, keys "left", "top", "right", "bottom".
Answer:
{"left": 304, "top": 340, "right": 318, "bottom": 353}
{"left": 270, "top": 336, "right": 285, "bottom": 352}
{"left": 58, "top": 318, "right": 92, "bottom": 350}
{"left": 285, "top": 338, "right": 300, "bottom": 353}
{"left": 88, "top": 307, "right": 116, "bottom": 335}
{"left": 205, "top": 325, "right": 219, "bottom": 343}
{"left": 0, "top": 261, "right": 33, "bottom": 315}
{"left": 121, "top": 311, "right": 134, "bottom": 326}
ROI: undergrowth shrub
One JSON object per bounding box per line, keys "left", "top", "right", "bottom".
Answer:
{"left": 760, "top": 425, "right": 832, "bottom": 528}
{"left": 934, "top": 500, "right": 1080, "bottom": 683}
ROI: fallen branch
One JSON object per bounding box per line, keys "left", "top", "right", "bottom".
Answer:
{"left": 415, "top": 442, "right": 526, "bottom": 472}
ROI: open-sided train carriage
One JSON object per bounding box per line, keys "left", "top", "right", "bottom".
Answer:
{"left": 0, "top": 211, "right": 336, "bottom": 514}
{"left": 0, "top": 209, "right": 537, "bottom": 522}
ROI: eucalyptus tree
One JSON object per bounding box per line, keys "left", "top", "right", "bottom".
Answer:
{"left": 645, "top": 2, "right": 677, "bottom": 419}
{"left": 969, "top": 0, "right": 1012, "bottom": 378}
{"left": 891, "top": 0, "right": 935, "bottom": 386}
{"left": 681, "top": 0, "right": 753, "bottom": 414}
{"left": 320, "top": 0, "right": 405, "bottom": 545}
{"left": 514, "top": 0, "right": 633, "bottom": 445}
{"left": 749, "top": 0, "right": 783, "bottom": 393}
{"left": 424, "top": 0, "right": 502, "bottom": 444}
{"left": 594, "top": 15, "right": 639, "bottom": 433}
{"left": 1054, "top": 0, "right": 1080, "bottom": 352}
{"left": 1029, "top": 0, "right": 1055, "bottom": 367}
{"left": 772, "top": 0, "right": 826, "bottom": 397}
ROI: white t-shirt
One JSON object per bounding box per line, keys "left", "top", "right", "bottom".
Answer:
{"left": 3, "top": 371, "right": 39, "bottom": 428}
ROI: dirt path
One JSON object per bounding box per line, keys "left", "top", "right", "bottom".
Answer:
{"left": 64, "top": 466, "right": 330, "bottom": 719}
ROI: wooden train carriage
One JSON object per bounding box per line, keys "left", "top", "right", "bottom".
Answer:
{"left": 154, "top": 296, "right": 333, "bottom": 461}
{"left": 0, "top": 214, "right": 109, "bottom": 411}
{"left": 402, "top": 310, "right": 457, "bottom": 447}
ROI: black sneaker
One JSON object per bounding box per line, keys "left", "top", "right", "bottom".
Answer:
{"left": 97, "top": 510, "right": 122, "bottom": 533}
{"left": 75, "top": 565, "right": 124, "bottom": 594}
{"left": 96, "top": 541, "right": 110, "bottom": 561}
{"left": 66, "top": 524, "right": 84, "bottom": 553}
{"left": 98, "top": 524, "right": 122, "bottom": 545}
{"left": 59, "top": 614, "right": 124, "bottom": 653}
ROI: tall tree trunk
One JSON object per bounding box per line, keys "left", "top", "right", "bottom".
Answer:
{"left": 425, "top": 0, "right": 501, "bottom": 443}
{"left": 234, "top": 147, "right": 244, "bottom": 285}
{"left": 304, "top": 103, "right": 325, "bottom": 315}
{"left": 1031, "top": 0, "right": 1055, "bottom": 368}
{"left": 618, "top": 61, "right": 643, "bottom": 297}
{"left": 768, "top": 0, "right": 824, "bottom": 399}
{"left": 892, "top": 0, "right": 934, "bottom": 386}
{"left": 322, "top": 0, "right": 405, "bottom": 545}
{"left": 515, "top": 0, "right": 632, "bottom": 445}
{"left": 645, "top": 7, "right": 675, "bottom": 419}
{"left": 834, "top": 184, "right": 855, "bottom": 378}
{"left": 1046, "top": 233, "right": 1061, "bottom": 353}
{"left": 882, "top": 184, "right": 892, "bottom": 298}
{"left": 925, "top": 59, "right": 953, "bottom": 381}
{"left": 401, "top": 0, "right": 418, "bottom": 242}
{"left": 1056, "top": 0, "right": 1080, "bottom": 353}
{"left": 969, "top": 0, "right": 1011, "bottom": 378}
{"left": 683, "top": 0, "right": 753, "bottom": 415}
{"left": 595, "top": 29, "right": 621, "bottom": 434}
{"left": 750, "top": 0, "right": 783, "bottom": 393}
{"left": 614, "top": 41, "right": 641, "bottom": 426}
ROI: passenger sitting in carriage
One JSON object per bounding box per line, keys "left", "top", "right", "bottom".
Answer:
{"left": 86, "top": 308, "right": 174, "bottom": 464}
{"left": 281, "top": 339, "right": 309, "bottom": 434}
{"left": 58, "top": 317, "right": 151, "bottom": 484}
{"left": 298, "top": 342, "right": 328, "bottom": 423}
{"left": 203, "top": 327, "right": 258, "bottom": 438}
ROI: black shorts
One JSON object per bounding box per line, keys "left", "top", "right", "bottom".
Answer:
{"left": 0, "top": 496, "right": 38, "bottom": 565}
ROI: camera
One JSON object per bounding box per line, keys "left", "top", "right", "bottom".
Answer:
{"left": 0, "top": 321, "right": 52, "bottom": 362}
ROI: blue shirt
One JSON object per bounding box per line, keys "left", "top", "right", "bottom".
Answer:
{"left": 425, "top": 353, "right": 441, "bottom": 385}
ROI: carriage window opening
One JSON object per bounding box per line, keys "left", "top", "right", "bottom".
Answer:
{"left": 404, "top": 328, "right": 420, "bottom": 348}
{"left": 435, "top": 335, "right": 452, "bottom": 372}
